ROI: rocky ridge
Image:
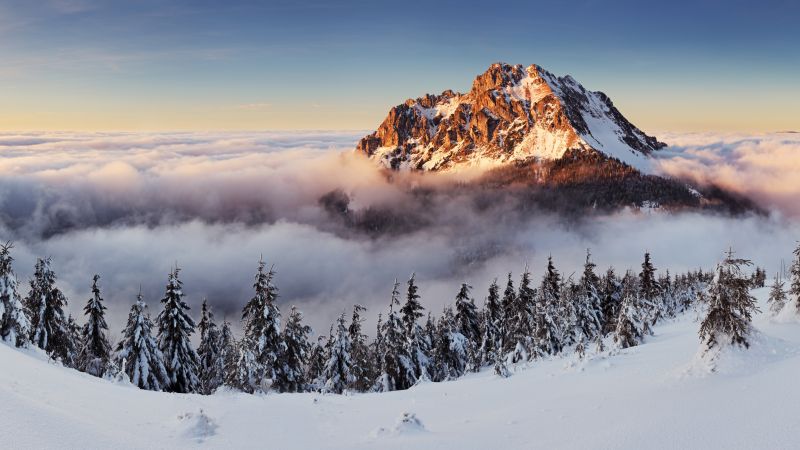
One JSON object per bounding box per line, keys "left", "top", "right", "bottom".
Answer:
{"left": 357, "top": 62, "right": 666, "bottom": 172}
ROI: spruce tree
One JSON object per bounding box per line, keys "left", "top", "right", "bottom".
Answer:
{"left": 480, "top": 279, "right": 502, "bottom": 366}
{"left": 115, "top": 291, "right": 170, "bottom": 391}
{"left": 432, "top": 306, "right": 468, "bottom": 380}
{"left": 76, "top": 275, "right": 112, "bottom": 377}
{"left": 400, "top": 274, "right": 429, "bottom": 381}
{"left": 639, "top": 252, "right": 662, "bottom": 326}
{"left": 768, "top": 273, "right": 788, "bottom": 317}
{"left": 600, "top": 268, "right": 622, "bottom": 335}
{"left": 67, "top": 314, "right": 81, "bottom": 366}
{"left": 574, "top": 250, "right": 603, "bottom": 342}
{"left": 305, "top": 335, "right": 328, "bottom": 391}
{"left": 367, "top": 313, "right": 385, "bottom": 386}
{"left": 534, "top": 257, "right": 562, "bottom": 356}
{"left": 659, "top": 271, "right": 676, "bottom": 318}
{"left": 274, "top": 305, "right": 312, "bottom": 393}
{"left": 699, "top": 250, "right": 759, "bottom": 349}
{"left": 197, "top": 300, "right": 224, "bottom": 394}
{"left": 25, "top": 258, "right": 73, "bottom": 364}
{"left": 0, "top": 243, "right": 29, "bottom": 347}
{"left": 227, "top": 338, "right": 260, "bottom": 394}
{"left": 323, "top": 312, "right": 354, "bottom": 394}
{"left": 614, "top": 271, "right": 646, "bottom": 349}
{"left": 346, "top": 304, "right": 371, "bottom": 391}
{"left": 375, "top": 280, "right": 415, "bottom": 391}
{"left": 504, "top": 271, "right": 532, "bottom": 362}
{"left": 454, "top": 283, "right": 480, "bottom": 370}
{"left": 156, "top": 266, "right": 200, "bottom": 393}
{"left": 422, "top": 312, "right": 440, "bottom": 378}
{"left": 241, "top": 258, "right": 284, "bottom": 385}
{"left": 218, "top": 319, "right": 236, "bottom": 382}
{"left": 790, "top": 243, "right": 800, "bottom": 312}
{"left": 499, "top": 273, "right": 517, "bottom": 355}
{"left": 558, "top": 277, "right": 578, "bottom": 347}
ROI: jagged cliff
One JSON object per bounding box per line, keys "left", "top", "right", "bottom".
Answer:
{"left": 357, "top": 63, "right": 666, "bottom": 172}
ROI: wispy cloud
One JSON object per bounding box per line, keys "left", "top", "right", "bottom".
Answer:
{"left": 654, "top": 132, "right": 800, "bottom": 217}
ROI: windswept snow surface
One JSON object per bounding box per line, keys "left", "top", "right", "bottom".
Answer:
{"left": 2, "top": 288, "right": 799, "bottom": 449}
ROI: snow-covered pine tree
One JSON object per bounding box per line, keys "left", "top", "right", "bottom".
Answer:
{"left": 375, "top": 280, "right": 416, "bottom": 392}
{"left": 699, "top": 249, "right": 759, "bottom": 349}
{"left": 305, "top": 335, "right": 328, "bottom": 391}
{"left": 156, "top": 266, "right": 200, "bottom": 393}
{"left": 480, "top": 279, "right": 503, "bottom": 367}
{"left": 25, "top": 257, "right": 73, "bottom": 364}
{"left": 658, "top": 271, "right": 676, "bottom": 318}
{"left": 502, "top": 272, "right": 530, "bottom": 362}
{"left": 218, "top": 319, "right": 237, "bottom": 386}
{"left": 241, "top": 258, "right": 284, "bottom": 387}
{"left": 400, "top": 274, "right": 430, "bottom": 382}
{"left": 0, "top": 242, "right": 29, "bottom": 347}
{"left": 499, "top": 273, "right": 516, "bottom": 354}
{"left": 322, "top": 312, "right": 354, "bottom": 394}
{"left": 674, "top": 274, "right": 700, "bottom": 314}
{"left": 614, "top": 271, "right": 646, "bottom": 349}
{"left": 768, "top": 273, "right": 788, "bottom": 317}
{"left": 115, "top": 291, "right": 170, "bottom": 391}
{"left": 454, "top": 282, "right": 481, "bottom": 370}
{"left": 274, "top": 305, "right": 312, "bottom": 393}
{"left": 558, "top": 277, "right": 578, "bottom": 347}
{"left": 750, "top": 267, "right": 766, "bottom": 288}
{"left": 367, "top": 313, "right": 385, "bottom": 385}
{"left": 431, "top": 306, "right": 468, "bottom": 381}
{"left": 574, "top": 250, "right": 603, "bottom": 343}
{"left": 67, "top": 314, "right": 81, "bottom": 366}
{"left": 197, "top": 299, "right": 224, "bottom": 394}
{"left": 421, "top": 312, "right": 440, "bottom": 379}
{"left": 346, "top": 304, "right": 371, "bottom": 391}
{"left": 533, "top": 257, "right": 562, "bottom": 356}
{"left": 76, "top": 274, "right": 112, "bottom": 377}
{"left": 227, "top": 338, "right": 260, "bottom": 394}
{"left": 600, "top": 268, "right": 622, "bottom": 336}
{"left": 790, "top": 243, "right": 800, "bottom": 313}
{"left": 639, "top": 252, "right": 662, "bottom": 326}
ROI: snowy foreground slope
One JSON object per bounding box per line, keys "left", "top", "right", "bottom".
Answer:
{"left": 2, "top": 288, "right": 799, "bottom": 450}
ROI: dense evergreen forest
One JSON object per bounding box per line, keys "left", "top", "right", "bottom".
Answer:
{"left": 1, "top": 241, "right": 787, "bottom": 396}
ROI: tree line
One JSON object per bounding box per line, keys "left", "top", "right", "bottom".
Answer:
{"left": 0, "top": 241, "right": 790, "bottom": 396}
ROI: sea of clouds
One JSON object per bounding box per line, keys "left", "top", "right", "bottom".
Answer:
{"left": 0, "top": 130, "right": 797, "bottom": 336}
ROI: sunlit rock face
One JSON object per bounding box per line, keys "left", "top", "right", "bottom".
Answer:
{"left": 356, "top": 62, "right": 665, "bottom": 172}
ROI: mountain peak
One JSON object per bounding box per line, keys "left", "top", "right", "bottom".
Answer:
{"left": 357, "top": 62, "right": 666, "bottom": 172}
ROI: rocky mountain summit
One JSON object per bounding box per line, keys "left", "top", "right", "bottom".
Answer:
{"left": 357, "top": 63, "right": 666, "bottom": 172}
{"left": 344, "top": 63, "right": 759, "bottom": 222}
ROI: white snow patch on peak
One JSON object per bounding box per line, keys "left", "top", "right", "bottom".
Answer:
{"left": 503, "top": 66, "right": 555, "bottom": 105}
{"left": 412, "top": 95, "right": 462, "bottom": 122}
{"left": 514, "top": 63, "right": 657, "bottom": 172}
{"left": 575, "top": 90, "right": 655, "bottom": 172}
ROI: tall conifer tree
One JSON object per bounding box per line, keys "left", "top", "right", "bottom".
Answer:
{"left": 156, "top": 265, "right": 200, "bottom": 393}
{"left": 0, "top": 243, "right": 29, "bottom": 347}
{"left": 76, "top": 275, "right": 112, "bottom": 377}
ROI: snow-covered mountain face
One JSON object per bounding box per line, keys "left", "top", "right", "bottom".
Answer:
{"left": 357, "top": 63, "right": 666, "bottom": 172}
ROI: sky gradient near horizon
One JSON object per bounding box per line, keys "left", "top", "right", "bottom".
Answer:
{"left": 0, "top": 0, "right": 798, "bottom": 132}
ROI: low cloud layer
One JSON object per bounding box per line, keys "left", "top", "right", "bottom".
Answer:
{"left": 654, "top": 132, "right": 800, "bottom": 217}
{"left": 0, "top": 131, "right": 797, "bottom": 336}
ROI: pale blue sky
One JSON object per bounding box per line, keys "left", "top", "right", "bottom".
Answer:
{"left": 0, "top": 0, "right": 798, "bottom": 131}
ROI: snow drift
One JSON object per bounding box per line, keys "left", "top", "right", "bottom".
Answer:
{"left": 2, "top": 289, "right": 800, "bottom": 449}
